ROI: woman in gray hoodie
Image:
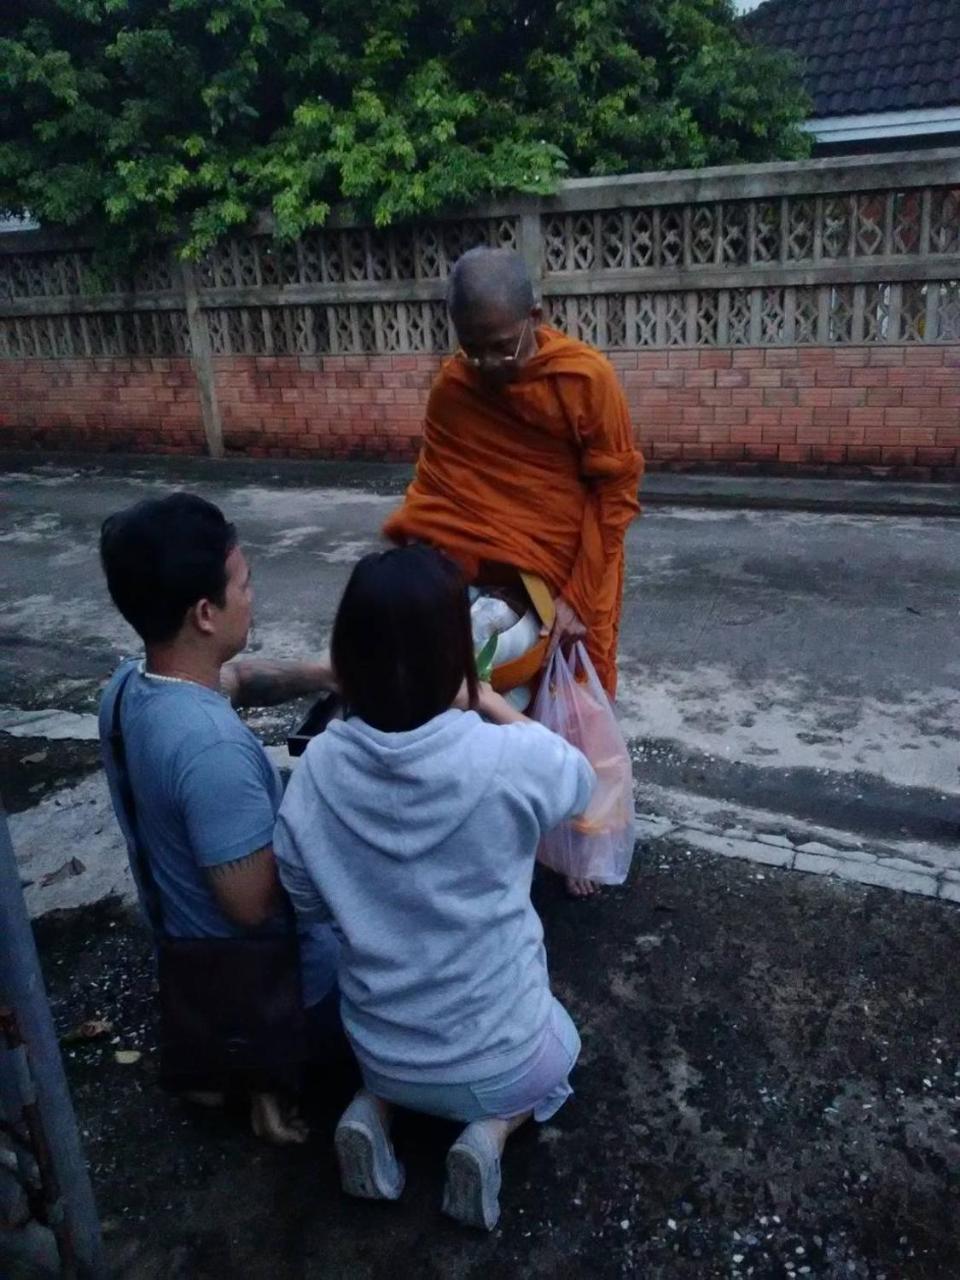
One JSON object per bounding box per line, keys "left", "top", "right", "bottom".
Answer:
{"left": 274, "top": 545, "right": 596, "bottom": 1230}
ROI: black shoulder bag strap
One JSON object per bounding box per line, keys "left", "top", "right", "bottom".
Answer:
{"left": 108, "top": 668, "right": 168, "bottom": 939}
{"left": 107, "top": 666, "right": 307, "bottom": 1093}
{"left": 108, "top": 666, "right": 298, "bottom": 936}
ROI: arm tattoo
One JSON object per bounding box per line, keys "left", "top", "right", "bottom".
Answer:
{"left": 207, "top": 846, "right": 271, "bottom": 879}
{"left": 224, "top": 659, "right": 334, "bottom": 709}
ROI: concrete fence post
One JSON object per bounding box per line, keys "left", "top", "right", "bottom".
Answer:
{"left": 180, "top": 260, "right": 224, "bottom": 459}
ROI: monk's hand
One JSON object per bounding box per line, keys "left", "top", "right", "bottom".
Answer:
{"left": 545, "top": 598, "right": 587, "bottom": 652}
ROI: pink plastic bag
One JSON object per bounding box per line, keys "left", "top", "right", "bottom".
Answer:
{"left": 531, "top": 643, "right": 636, "bottom": 885}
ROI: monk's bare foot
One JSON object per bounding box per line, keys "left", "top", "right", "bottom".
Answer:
{"left": 565, "top": 876, "right": 600, "bottom": 898}
{"left": 250, "top": 1092, "right": 309, "bottom": 1145}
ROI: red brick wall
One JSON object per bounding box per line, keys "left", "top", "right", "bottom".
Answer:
{"left": 216, "top": 354, "right": 429, "bottom": 461}
{"left": 0, "top": 357, "right": 207, "bottom": 455}
{"left": 614, "top": 345, "right": 960, "bottom": 478}
{"left": 2, "top": 345, "right": 959, "bottom": 477}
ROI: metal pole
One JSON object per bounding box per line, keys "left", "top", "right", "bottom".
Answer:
{"left": 0, "top": 807, "right": 105, "bottom": 1278}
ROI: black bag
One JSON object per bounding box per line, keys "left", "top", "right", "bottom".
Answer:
{"left": 109, "top": 670, "right": 307, "bottom": 1093}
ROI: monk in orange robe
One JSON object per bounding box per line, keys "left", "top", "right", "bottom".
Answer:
{"left": 385, "top": 246, "right": 643, "bottom": 694}
{"left": 384, "top": 248, "right": 643, "bottom": 892}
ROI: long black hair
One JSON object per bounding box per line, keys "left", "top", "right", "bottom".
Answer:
{"left": 332, "top": 545, "right": 479, "bottom": 733}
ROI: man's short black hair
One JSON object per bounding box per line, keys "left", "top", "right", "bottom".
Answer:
{"left": 332, "top": 545, "right": 478, "bottom": 733}
{"left": 100, "top": 493, "right": 237, "bottom": 644}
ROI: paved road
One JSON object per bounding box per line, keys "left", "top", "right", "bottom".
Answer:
{"left": 3, "top": 459, "right": 959, "bottom": 839}
{"left": 3, "top": 460, "right": 960, "bottom": 1278}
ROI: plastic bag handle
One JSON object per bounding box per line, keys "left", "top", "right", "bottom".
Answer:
{"left": 569, "top": 641, "right": 589, "bottom": 672}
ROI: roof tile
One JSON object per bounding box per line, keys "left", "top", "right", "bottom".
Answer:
{"left": 746, "top": 0, "right": 960, "bottom": 117}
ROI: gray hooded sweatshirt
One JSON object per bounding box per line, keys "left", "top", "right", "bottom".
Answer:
{"left": 273, "top": 709, "right": 595, "bottom": 1084}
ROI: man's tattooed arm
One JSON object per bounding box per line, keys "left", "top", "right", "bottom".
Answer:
{"left": 220, "top": 658, "right": 336, "bottom": 709}
{"left": 206, "top": 846, "right": 283, "bottom": 927}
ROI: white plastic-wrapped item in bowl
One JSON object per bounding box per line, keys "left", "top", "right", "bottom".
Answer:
{"left": 469, "top": 590, "right": 542, "bottom": 712}
{"left": 470, "top": 594, "right": 519, "bottom": 646}
{"left": 503, "top": 683, "right": 533, "bottom": 712}
{"left": 490, "top": 608, "right": 540, "bottom": 664}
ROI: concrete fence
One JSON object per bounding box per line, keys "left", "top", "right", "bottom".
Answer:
{"left": 2, "top": 148, "right": 959, "bottom": 475}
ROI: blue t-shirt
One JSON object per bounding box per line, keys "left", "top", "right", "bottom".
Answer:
{"left": 99, "top": 661, "right": 338, "bottom": 1008}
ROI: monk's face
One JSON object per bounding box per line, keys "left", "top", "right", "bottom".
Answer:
{"left": 454, "top": 306, "right": 541, "bottom": 388}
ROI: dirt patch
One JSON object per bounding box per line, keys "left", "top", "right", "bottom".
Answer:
{"left": 0, "top": 735, "right": 101, "bottom": 814}
{"left": 26, "top": 844, "right": 960, "bottom": 1279}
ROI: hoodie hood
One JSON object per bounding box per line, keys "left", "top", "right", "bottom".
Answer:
{"left": 301, "top": 709, "right": 504, "bottom": 859}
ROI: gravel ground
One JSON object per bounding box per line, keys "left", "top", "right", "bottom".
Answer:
{"left": 25, "top": 842, "right": 960, "bottom": 1280}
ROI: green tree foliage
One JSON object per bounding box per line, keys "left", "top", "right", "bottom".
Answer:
{"left": 0, "top": 0, "right": 810, "bottom": 257}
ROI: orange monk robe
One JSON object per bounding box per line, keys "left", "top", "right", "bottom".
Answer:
{"left": 383, "top": 327, "right": 644, "bottom": 696}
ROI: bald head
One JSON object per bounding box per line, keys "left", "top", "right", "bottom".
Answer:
{"left": 447, "top": 248, "right": 536, "bottom": 325}
{"left": 446, "top": 248, "right": 541, "bottom": 385}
